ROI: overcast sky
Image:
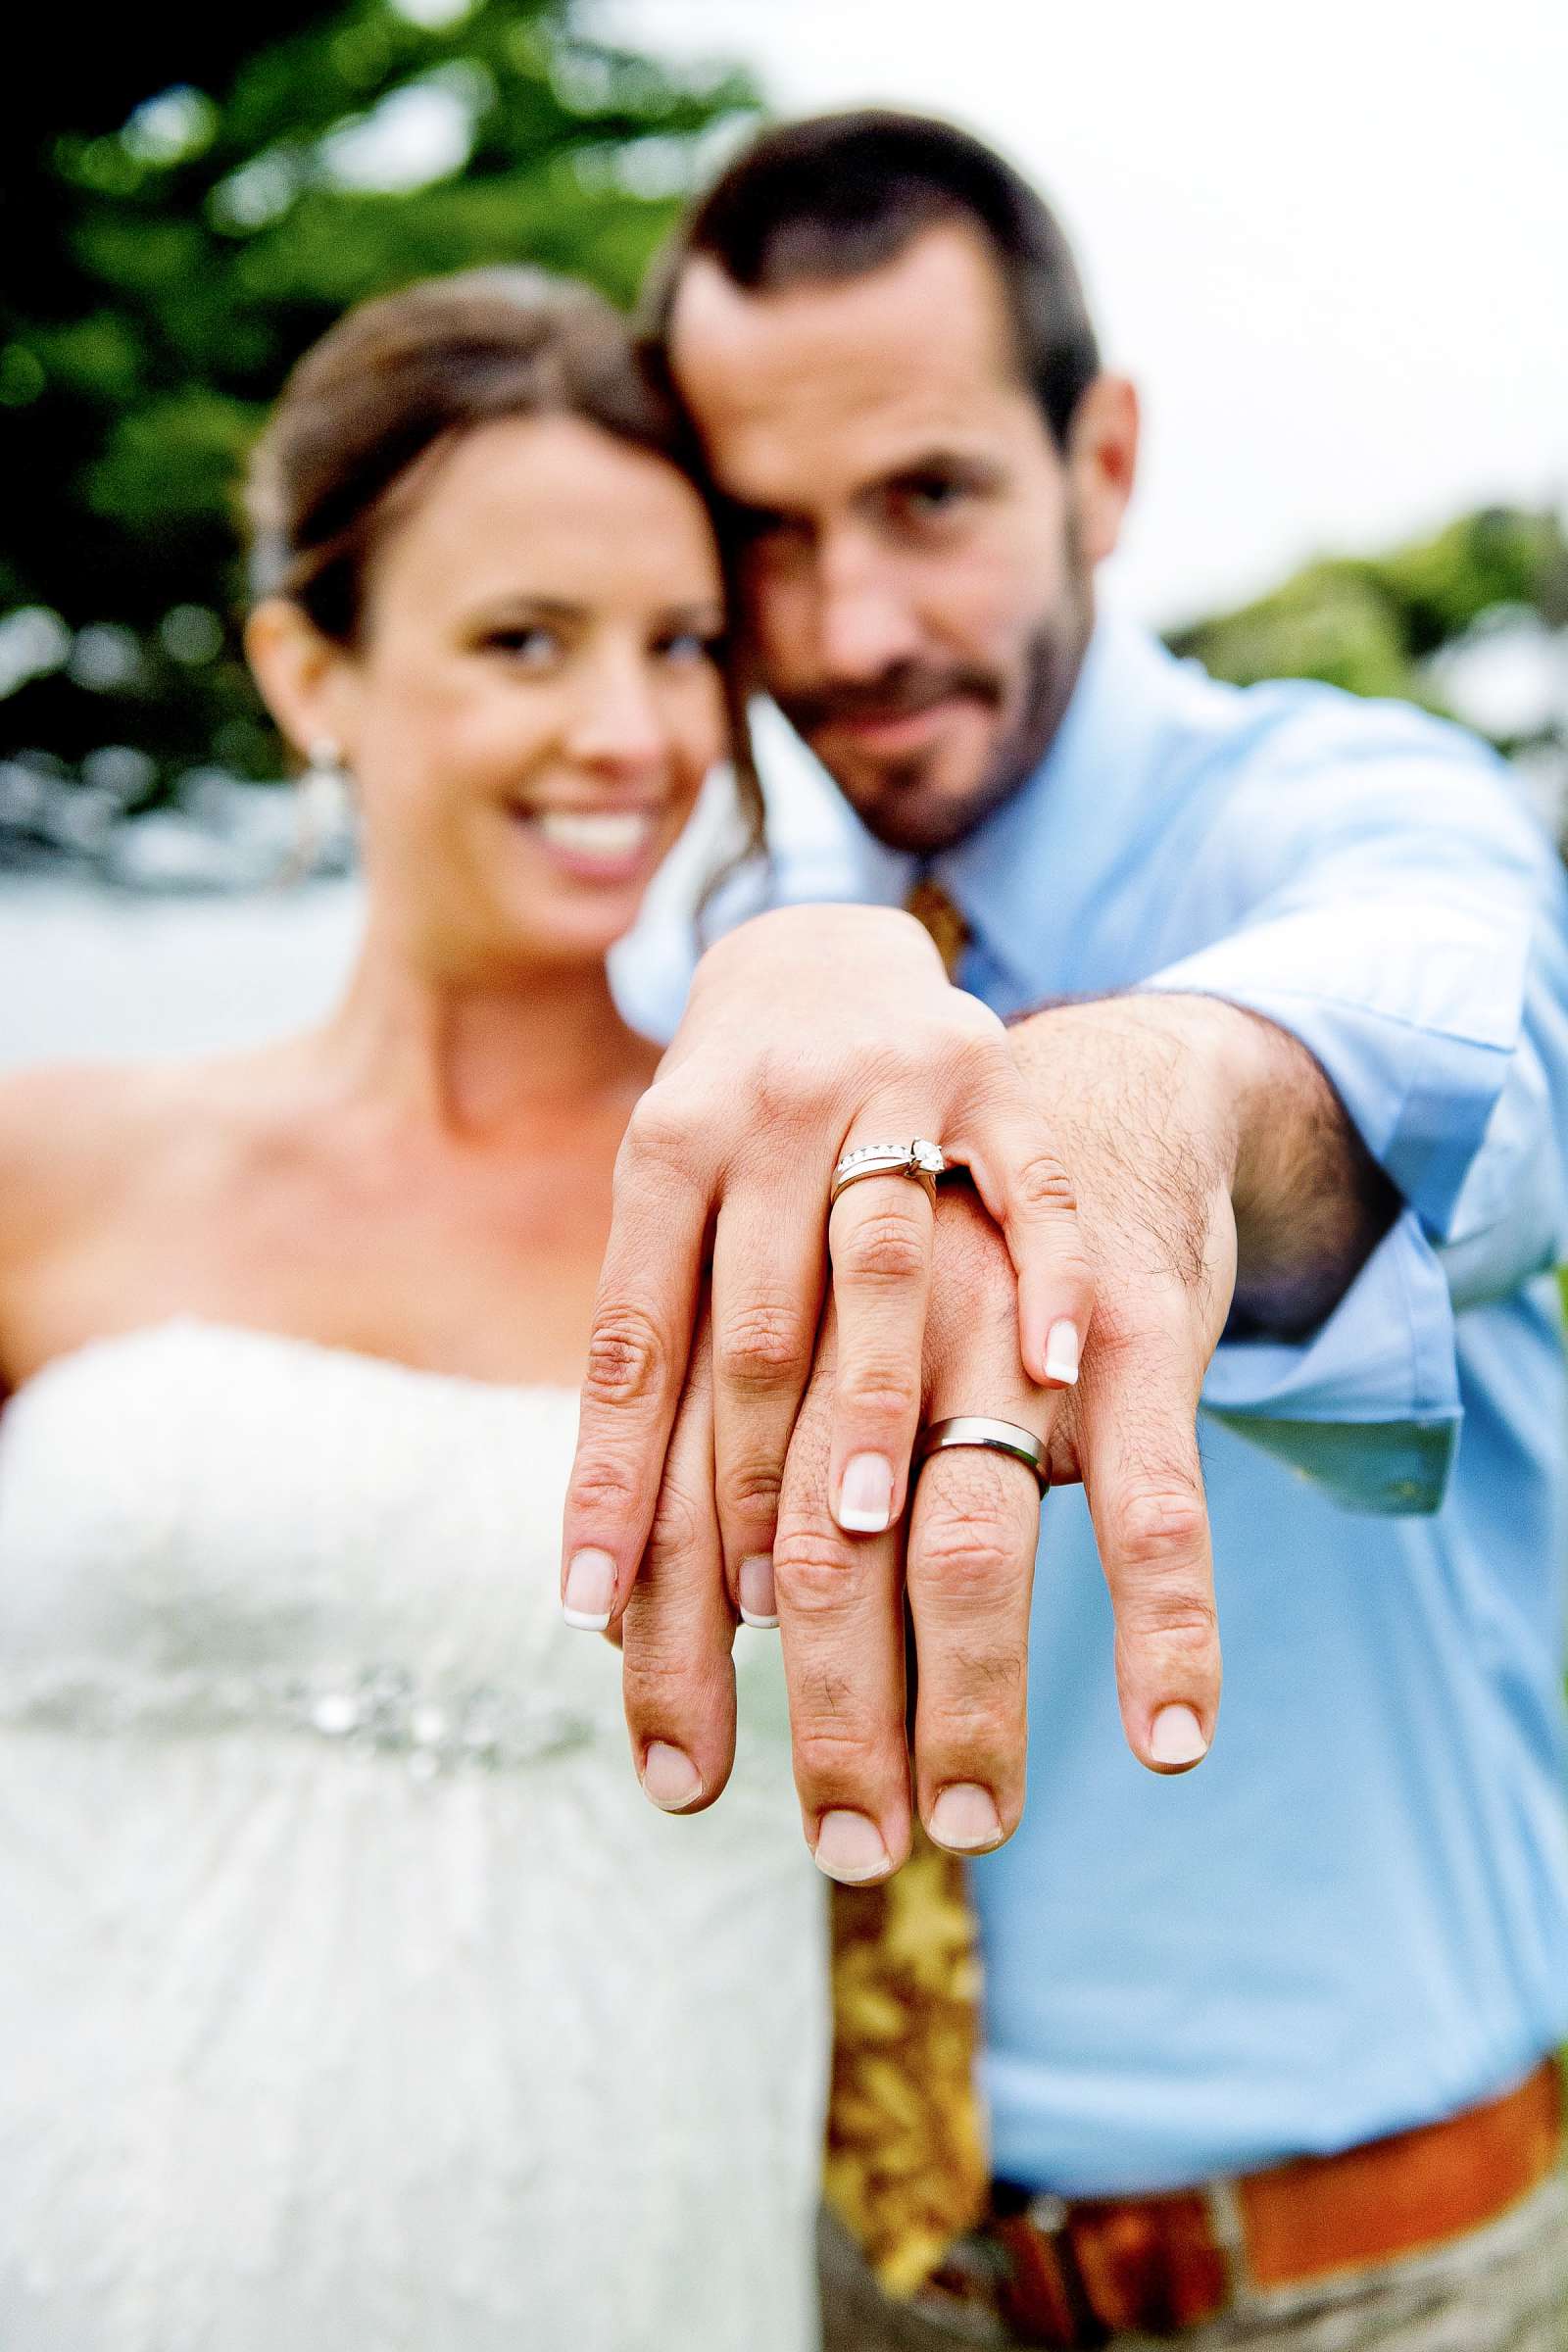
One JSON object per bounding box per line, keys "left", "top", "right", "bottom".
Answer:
{"left": 593, "top": 0, "right": 1567, "bottom": 627}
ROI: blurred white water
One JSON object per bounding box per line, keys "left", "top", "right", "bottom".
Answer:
{"left": 0, "top": 876, "right": 364, "bottom": 1068}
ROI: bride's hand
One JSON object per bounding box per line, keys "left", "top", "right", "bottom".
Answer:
{"left": 559, "top": 903, "right": 1091, "bottom": 1641}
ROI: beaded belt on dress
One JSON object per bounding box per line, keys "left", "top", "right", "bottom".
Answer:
{"left": 0, "top": 1665, "right": 597, "bottom": 1778}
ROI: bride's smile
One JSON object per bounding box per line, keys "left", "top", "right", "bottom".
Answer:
{"left": 249, "top": 407, "right": 729, "bottom": 978}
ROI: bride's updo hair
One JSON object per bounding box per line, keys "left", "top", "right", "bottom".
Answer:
{"left": 244, "top": 268, "right": 762, "bottom": 899}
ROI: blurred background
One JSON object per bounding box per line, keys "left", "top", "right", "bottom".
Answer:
{"left": 3, "top": 0, "right": 1566, "bottom": 1064}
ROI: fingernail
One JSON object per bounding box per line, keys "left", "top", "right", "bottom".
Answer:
{"left": 1150, "top": 1703, "right": 1208, "bottom": 1766}
{"left": 812, "top": 1809, "right": 891, "bottom": 1884}
{"left": 836, "top": 1453, "right": 894, "bottom": 1534}
{"left": 738, "top": 1553, "right": 778, "bottom": 1627}
{"left": 1044, "top": 1318, "right": 1081, "bottom": 1385}
{"left": 928, "top": 1783, "right": 1004, "bottom": 1852}
{"left": 563, "top": 1547, "right": 616, "bottom": 1630}
{"left": 641, "top": 1740, "right": 704, "bottom": 1810}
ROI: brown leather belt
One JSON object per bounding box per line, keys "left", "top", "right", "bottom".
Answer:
{"left": 925, "top": 2058, "right": 1562, "bottom": 2345}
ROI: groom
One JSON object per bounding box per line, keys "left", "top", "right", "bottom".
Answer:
{"left": 571, "top": 113, "right": 1568, "bottom": 2346}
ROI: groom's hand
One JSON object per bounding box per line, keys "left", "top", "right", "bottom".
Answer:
{"left": 561, "top": 903, "right": 1094, "bottom": 1631}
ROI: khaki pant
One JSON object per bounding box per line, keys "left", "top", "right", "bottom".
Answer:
{"left": 818, "top": 2164, "right": 1568, "bottom": 2351}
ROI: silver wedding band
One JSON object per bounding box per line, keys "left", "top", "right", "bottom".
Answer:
{"left": 914, "top": 1415, "right": 1050, "bottom": 1494}
{"left": 829, "top": 1138, "right": 949, "bottom": 1209}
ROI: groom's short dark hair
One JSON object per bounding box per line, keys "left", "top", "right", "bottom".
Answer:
{"left": 649, "top": 110, "right": 1102, "bottom": 452}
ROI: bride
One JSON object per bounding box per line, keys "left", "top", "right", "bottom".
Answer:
{"left": 0, "top": 271, "right": 826, "bottom": 2350}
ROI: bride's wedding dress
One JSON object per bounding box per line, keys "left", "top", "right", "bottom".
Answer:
{"left": 0, "top": 1320, "right": 828, "bottom": 2352}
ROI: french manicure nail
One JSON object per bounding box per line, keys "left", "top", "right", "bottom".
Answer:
{"left": 812, "top": 1809, "right": 891, "bottom": 1884}
{"left": 738, "top": 1553, "right": 778, "bottom": 1627}
{"left": 562, "top": 1546, "right": 616, "bottom": 1630}
{"left": 1044, "top": 1319, "right": 1081, "bottom": 1385}
{"left": 836, "top": 1453, "right": 894, "bottom": 1534}
{"left": 641, "top": 1740, "right": 704, "bottom": 1810}
{"left": 1150, "top": 1703, "right": 1208, "bottom": 1767}
{"left": 928, "top": 1782, "right": 1004, "bottom": 1852}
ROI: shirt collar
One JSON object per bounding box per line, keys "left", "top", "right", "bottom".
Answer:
{"left": 934, "top": 612, "right": 1189, "bottom": 1006}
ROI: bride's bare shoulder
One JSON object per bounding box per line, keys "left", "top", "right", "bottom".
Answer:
{"left": 0, "top": 1061, "right": 161, "bottom": 1241}
{"left": 0, "top": 1049, "right": 307, "bottom": 1396}
{"left": 0, "top": 1055, "right": 255, "bottom": 1261}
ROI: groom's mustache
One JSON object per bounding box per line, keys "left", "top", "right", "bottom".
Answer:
{"left": 778, "top": 662, "right": 1005, "bottom": 737}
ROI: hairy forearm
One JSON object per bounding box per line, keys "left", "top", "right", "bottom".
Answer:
{"left": 1007, "top": 993, "right": 1399, "bottom": 1340}
{"left": 1215, "top": 1001, "right": 1400, "bottom": 1334}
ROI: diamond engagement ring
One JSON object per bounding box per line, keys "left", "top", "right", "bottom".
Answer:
{"left": 914, "top": 1416, "right": 1050, "bottom": 1494}
{"left": 829, "top": 1138, "right": 949, "bottom": 1208}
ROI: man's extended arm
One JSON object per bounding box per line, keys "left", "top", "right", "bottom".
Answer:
{"left": 568, "top": 728, "right": 1568, "bottom": 1870}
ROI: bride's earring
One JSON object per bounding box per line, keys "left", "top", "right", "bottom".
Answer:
{"left": 280, "top": 736, "right": 354, "bottom": 881}
{"left": 302, "top": 736, "right": 352, "bottom": 834}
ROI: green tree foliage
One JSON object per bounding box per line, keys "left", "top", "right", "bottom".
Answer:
{"left": 1167, "top": 507, "right": 1568, "bottom": 764}
{"left": 5, "top": 16, "right": 1562, "bottom": 839}
{"left": 1, "top": 0, "right": 758, "bottom": 808}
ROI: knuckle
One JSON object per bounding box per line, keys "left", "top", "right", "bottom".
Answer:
{"left": 583, "top": 1305, "right": 669, "bottom": 1408}
{"left": 1114, "top": 1592, "right": 1220, "bottom": 1687}
{"left": 838, "top": 1207, "right": 929, "bottom": 1287}
{"left": 1111, "top": 1481, "right": 1210, "bottom": 1575}
{"left": 1121, "top": 1599, "right": 1219, "bottom": 1656}
{"left": 915, "top": 1501, "right": 1023, "bottom": 1595}
{"left": 716, "top": 1459, "right": 784, "bottom": 1520}
{"left": 793, "top": 1718, "right": 883, "bottom": 1788}
{"left": 713, "top": 1298, "right": 812, "bottom": 1394}
{"left": 616, "top": 1099, "right": 679, "bottom": 1171}
{"left": 644, "top": 1480, "right": 709, "bottom": 1568}
{"left": 567, "top": 1450, "right": 643, "bottom": 1523}
{"left": 837, "top": 1361, "right": 921, "bottom": 1426}
{"left": 747, "top": 1044, "right": 821, "bottom": 1128}
{"left": 924, "top": 1679, "right": 1025, "bottom": 1760}
{"left": 615, "top": 1093, "right": 705, "bottom": 1190}
{"left": 772, "top": 1535, "right": 863, "bottom": 1618}
{"left": 1011, "top": 1150, "right": 1080, "bottom": 1220}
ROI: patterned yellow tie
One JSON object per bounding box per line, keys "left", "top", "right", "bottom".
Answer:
{"left": 822, "top": 872, "right": 989, "bottom": 2299}
{"left": 904, "top": 872, "right": 971, "bottom": 985}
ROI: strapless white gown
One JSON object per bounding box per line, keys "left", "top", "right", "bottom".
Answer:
{"left": 0, "top": 1321, "right": 828, "bottom": 2352}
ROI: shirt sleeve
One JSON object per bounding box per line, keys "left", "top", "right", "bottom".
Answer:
{"left": 1141, "top": 702, "right": 1568, "bottom": 1515}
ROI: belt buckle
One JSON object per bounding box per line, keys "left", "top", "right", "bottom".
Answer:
{"left": 994, "top": 2183, "right": 1240, "bottom": 2346}
{"left": 991, "top": 2192, "right": 1110, "bottom": 2349}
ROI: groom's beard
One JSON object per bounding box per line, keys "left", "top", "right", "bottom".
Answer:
{"left": 772, "top": 540, "right": 1095, "bottom": 858}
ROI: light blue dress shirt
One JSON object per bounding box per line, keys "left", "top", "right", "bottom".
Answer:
{"left": 612, "top": 613, "right": 1568, "bottom": 2195}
